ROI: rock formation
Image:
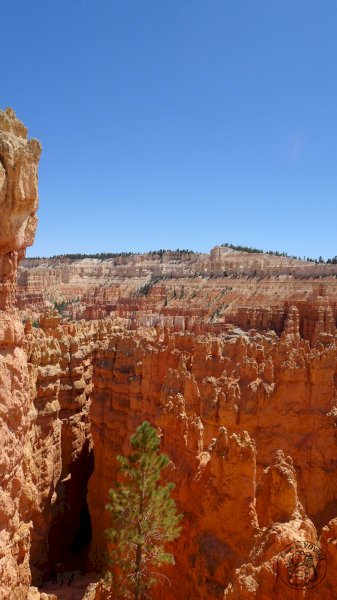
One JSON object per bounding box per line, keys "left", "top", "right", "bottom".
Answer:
{"left": 17, "top": 249, "right": 337, "bottom": 346}
{"left": 22, "top": 316, "right": 337, "bottom": 599}
{"left": 0, "top": 108, "right": 41, "bottom": 599}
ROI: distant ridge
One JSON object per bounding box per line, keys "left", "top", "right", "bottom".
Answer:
{"left": 26, "top": 243, "right": 337, "bottom": 265}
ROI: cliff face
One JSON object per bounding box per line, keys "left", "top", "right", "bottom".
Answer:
{"left": 0, "top": 108, "right": 41, "bottom": 599}
{"left": 23, "top": 318, "right": 337, "bottom": 599}
{"left": 17, "top": 250, "right": 337, "bottom": 346}
{"left": 23, "top": 312, "right": 95, "bottom": 586}
{"left": 86, "top": 326, "right": 337, "bottom": 599}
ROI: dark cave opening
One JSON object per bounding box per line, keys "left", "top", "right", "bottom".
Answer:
{"left": 69, "top": 498, "right": 92, "bottom": 556}
{"left": 42, "top": 440, "right": 95, "bottom": 583}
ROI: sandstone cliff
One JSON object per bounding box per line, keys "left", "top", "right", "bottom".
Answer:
{"left": 17, "top": 250, "right": 337, "bottom": 346}
{"left": 0, "top": 108, "right": 41, "bottom": 599}
{"left": 24, "top": 318, "right": 337, "bottom": 599}
{"left": 86, "top": 325, "right": 337, "bottom": 598}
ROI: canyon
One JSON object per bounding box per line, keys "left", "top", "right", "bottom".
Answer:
{"left": 1, "top": 108, "right": 337, "bottom": 599}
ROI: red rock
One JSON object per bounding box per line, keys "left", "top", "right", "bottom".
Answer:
{"left": 0, "top": 108, "right": 41, "bottom": 599}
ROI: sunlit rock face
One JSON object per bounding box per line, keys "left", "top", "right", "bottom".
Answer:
{"left": 0, "top": 108, "right": 41, "bottom": 310}
{"left": 25, "top": 318, "right": 337, "bottom": 599}
{"left": 17, "top": 246, "right": 337, "bottom": 349}
{"left": 0, "top": 108, "right": 41, "bottom": 599}
{"left": 84, "top": 325, "right": 337, "bottom": 599}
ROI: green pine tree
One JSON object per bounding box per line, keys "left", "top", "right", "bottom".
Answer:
{"left": 103, "top": 421, "right": 182, "bottom": 599}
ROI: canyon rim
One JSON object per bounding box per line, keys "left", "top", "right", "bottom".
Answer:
{"left": 2, "top": 108, "right": 337, "bottom": 599}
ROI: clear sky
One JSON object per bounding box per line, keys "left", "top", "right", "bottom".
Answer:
{"left": 2, "top": 1, "right": 337, "bottom": 258}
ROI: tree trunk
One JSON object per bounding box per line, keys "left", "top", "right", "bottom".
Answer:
{"left": 134, "top": 541, "right": 142, "bottom": 600}
{"left": 135, "top": 470, "right": 144, "bottom": 600}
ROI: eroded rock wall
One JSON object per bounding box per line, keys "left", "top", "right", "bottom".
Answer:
{"left": 17, "top": 250, "right": 337, "bottom": 346}
{"left": 83, "top": 325, "right": 337, "bottom": 599}
{"left": 23, "top": 316, "right": 128, "bottom": 586}
{"left": 0, "top": 108, "right": 41, "bottom": 599}
{"left": 21, "top": 303, "right": 337, "bottom": 598}
{"left": 20, "top": 305, "right": 337, "bottom": 599}
{"left": 23, "top": 312, "right": 95, "bottom": 584}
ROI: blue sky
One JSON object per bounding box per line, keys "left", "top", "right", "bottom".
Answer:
{"left": 2, "top": 1, "right": 337, "bottom": 258}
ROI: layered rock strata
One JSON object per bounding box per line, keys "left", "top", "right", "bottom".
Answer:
{"left": 17, "top": 251, "right": 337, "bottom": 345}
{"left": 0, "top": 108, "right": 41, "bottom": 599}
{"left": 85, "top": 325, "right": 337, "bottom": 599}
{"left": 22, "top": 316, "right": 337, "bottom": 599}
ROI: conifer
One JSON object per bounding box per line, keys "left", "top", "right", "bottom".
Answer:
{"left": 104, "top": 421, "right": 182, "bottom": 599}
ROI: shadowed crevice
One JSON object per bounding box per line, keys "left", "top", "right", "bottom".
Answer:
{"left": 41, "top": 440, "right": 94, "bottom": 583}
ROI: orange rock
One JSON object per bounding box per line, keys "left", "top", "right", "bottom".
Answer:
{"left": 0, "top": 108, "right": 41, "bottom": 599}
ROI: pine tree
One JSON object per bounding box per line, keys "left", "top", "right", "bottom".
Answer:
{"left": 103, "top": 421, "right": 182, "bottom": 599}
